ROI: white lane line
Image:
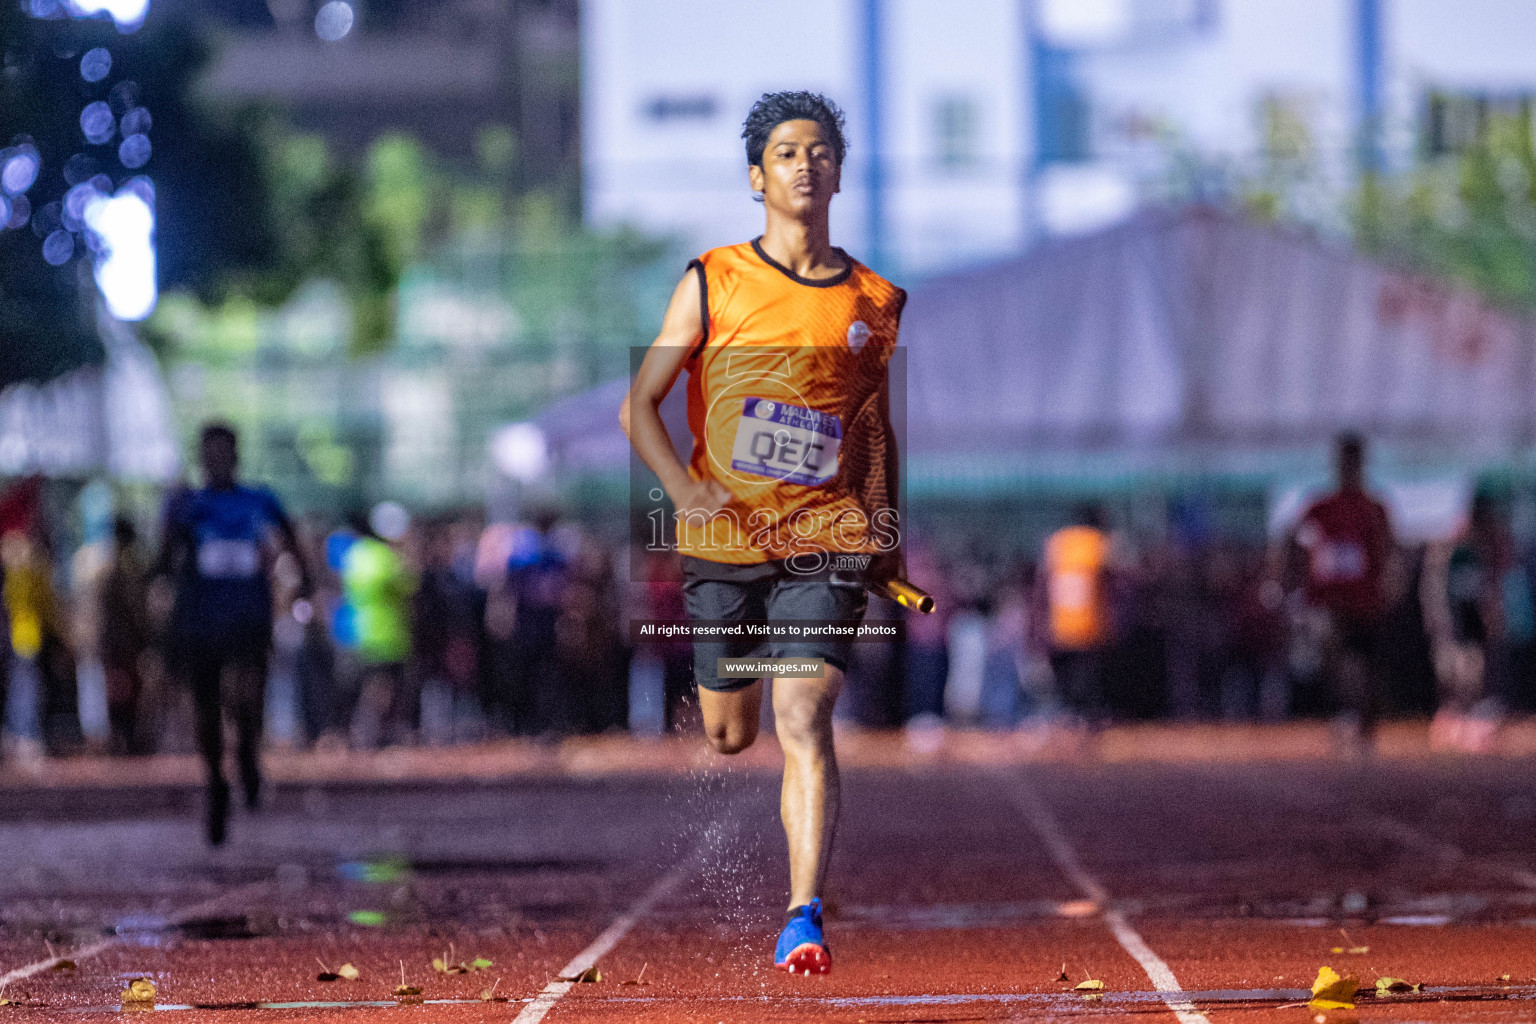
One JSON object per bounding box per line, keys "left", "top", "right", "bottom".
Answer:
{"left": 0, "top": 879, "right": 270, "bottom": 989}
{"left": 511, "top": 856, "right": 699, "bottom": 1024}
{"left": 1007, "top": 777, "right": 1211, "bottom": 1024}
{"left": 1371, "top": 815, "right": 1536, "bottom": 890}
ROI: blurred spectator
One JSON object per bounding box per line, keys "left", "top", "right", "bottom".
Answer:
{"left": 626, "top": 548, "right": 694, "bottom": 735}
{"left": 1041, "top": 504, "right": 1115, "bottom": 728}
{"left": 291, "top": 516, "right": 341, "bottom": 746}
{"left": 1222, "top": 544, "right": 1289, "bottom": 722}
{"left": 978, "top": 562, "right": 1032, "bottom": 728}
{"left": 1165, "top": 542, "right": 1234, "bottom": 720}
{"left": 1288, "top": 432, "right": 1396, "bottom": 750}
{"left": 491, "top": 510, "right": 570, "bottom": 737}
{"left": 902, "top": 542, "right": 951, "bottom": 727}
{"left": 2, "top": 524, "right": 66, "bottom": 760}
{"left": 557, "top": 534, "right": 628, "bottom": 733}
{"left": 413, "top": 516, "right": 487, "bottom": 744}
{"left": 1421, "top": 492, "right": 1519, "bottom": 751}
{"left": 342, "top": 509, "right": 416, "bottom": 748}
{"left": 100, "top": 516, "right": 152, "bottom": 755}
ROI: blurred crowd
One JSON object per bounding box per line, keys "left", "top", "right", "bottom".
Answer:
{"left": 0, "top": 475, "right": 636, "bottom": 763}
{"left": 0, "top": 435, "right": 1533, "bottom": 765}
{"left": 880, "top": 437, "right": 1535, "bottom": 755}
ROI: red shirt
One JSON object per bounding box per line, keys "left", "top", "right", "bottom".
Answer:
{"left": 1296, "top": 489, "right": 1394, "bottom": 621}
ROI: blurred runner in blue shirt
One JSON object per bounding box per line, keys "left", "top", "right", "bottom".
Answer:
{"left": 157, "top": 422, "right": 309, "bottom": 846}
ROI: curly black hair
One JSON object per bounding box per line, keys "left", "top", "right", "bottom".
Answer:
{"left": 741, "top": 91, "right": 848, "bottom": 168}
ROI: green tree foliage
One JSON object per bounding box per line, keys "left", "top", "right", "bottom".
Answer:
{"left": 0, "top": 1, "right": 106, "bottom": 385}
{"left": 1353, "top": 103, "right": 1536, "bottom": 310}
{"left": 2, "top": 2, "right": 400, "bottom": 373}
{"left": 241, "top": 124, "right": 400, "bottom": 353}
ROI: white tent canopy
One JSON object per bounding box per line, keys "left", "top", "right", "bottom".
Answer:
{"left": 903, "top": 206, "right": 1536, "bottom": 483}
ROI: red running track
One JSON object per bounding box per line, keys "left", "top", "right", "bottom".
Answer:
{"left": 3, "top": 725, "right": 1536, "bottom": 1022}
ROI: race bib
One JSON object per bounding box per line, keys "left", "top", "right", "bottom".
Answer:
{"left": 730, "top": 397, "right": 842, "bottom": 486}
{"left": 197, "top": 538, "right": 260, "bottom": 579}
{"left": 1311, "top": 540, "right": 1365, "bottom": 582}
{"left": 1049, "top": 570, "right": 1093, "bottom": 612}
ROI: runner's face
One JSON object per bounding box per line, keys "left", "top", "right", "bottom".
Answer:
{"left": 201, "top": 435, "right": 237, "bottom": 488}
{"left": 750, "top": 119, "right": 840, "bottom": 215}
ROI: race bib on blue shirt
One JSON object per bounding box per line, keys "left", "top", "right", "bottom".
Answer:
{"left": 197, "top": 538, "right": 260, "bottom": 579}
{"left": 730, "top": 397, "right": 842, "bottom": 486}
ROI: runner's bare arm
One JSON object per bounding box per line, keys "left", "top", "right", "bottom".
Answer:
{"left": 270, "top": 509, "right": 313, "bottom": 597}
{"left": 150, "top": 488, "right": 190, "bottom": 581}
{"left": 620, "top": 269, "right": 733, "bottom": 514}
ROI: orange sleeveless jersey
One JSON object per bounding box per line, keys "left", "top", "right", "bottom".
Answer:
{"left": 1044, "top": 525, "right": 1110, "bottom": 650}
{"left": 676, "top": 239, "right": 906, "bottom": 565}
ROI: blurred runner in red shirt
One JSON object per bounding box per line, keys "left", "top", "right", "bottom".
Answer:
{"left": 1291, "top": 432, "right": 1396, "bottom": 750}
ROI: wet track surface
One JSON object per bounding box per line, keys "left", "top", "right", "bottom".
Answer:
{"left": 3, "top": 726, "right": 1536, "bottom": 1021}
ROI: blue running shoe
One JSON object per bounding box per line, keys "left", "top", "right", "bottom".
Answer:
{"left": 774, "top": 898, "right": 831, "bottom": 975}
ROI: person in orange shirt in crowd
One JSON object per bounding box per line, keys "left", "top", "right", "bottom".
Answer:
{"left": 1041, "top": 504, "right": 1114, "bottom": 730}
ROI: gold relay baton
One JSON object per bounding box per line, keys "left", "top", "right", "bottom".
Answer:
{"left": 871, "top": 577, "right": 935, "bottom": 614}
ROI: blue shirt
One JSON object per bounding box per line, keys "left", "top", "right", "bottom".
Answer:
{"left": 166, "top": 484, "right": 287, "bottom": 634}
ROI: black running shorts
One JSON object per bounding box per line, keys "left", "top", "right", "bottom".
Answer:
{"left": 680, "top": 556, "right": 869, "bottom": 693}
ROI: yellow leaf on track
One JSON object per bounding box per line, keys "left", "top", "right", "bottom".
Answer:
{"left": 1310, "top": 966, "right": 1357, "bottom": 1009}
{"left": 1074, "top": 979, "right": 1104, "bottom": 991}
{"left": 121, "top": 979, "right": 156, "bottom": 1002}
{"left": 337, "top": 963, "right": 360, "bottom": 981}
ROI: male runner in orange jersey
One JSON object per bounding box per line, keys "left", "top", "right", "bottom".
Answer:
{"left": 620, "top": 91, "right": 905, "bottom": 975}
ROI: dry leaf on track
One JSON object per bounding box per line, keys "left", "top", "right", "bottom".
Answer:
{"left": 121, "top": 978, "right": 157, "bottom": 1009}
{"left": 1309, "top": 966, "right": 1357, "bottom": 1009}
{"left": 558, "top": 966, "right": 601, "bottom": 983}
{"left": 1375, "top": 977, "right": 1418, "bottom": 994}
{"left": 1075, "top": 979, "right": 1105, "bottom": 991}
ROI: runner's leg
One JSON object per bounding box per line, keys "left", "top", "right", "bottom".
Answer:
{"left": 773, "top": 668, "right": 843, "bottom": 910}
{"left": 698, "top": 680, "right": 762, "bottom": 754}
{"left": 187, "top": 650, "right": 230, "bottom": 843}
{"left": 230, "top": 654, "right": 267, "bottom": 809}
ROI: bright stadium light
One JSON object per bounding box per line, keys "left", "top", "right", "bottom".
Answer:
{"left": 490, "top": 422, "right": 549, "bottom": 483}
{"left": 1, "top": 148, "right": 40, "bottom": 196}
{"left": 82, "top": 188, "right": 156, "bottom": 321}
{"left": 314, "top": 1, "right": 354, "bottom": 40}
{"left": 66, "top": 0, "right": 149, "bottom": 31}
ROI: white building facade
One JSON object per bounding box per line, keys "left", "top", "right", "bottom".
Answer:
{"left": 582, "top": 0, "right": 1536, "bottom": 280}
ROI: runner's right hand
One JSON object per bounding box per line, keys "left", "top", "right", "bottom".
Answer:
{"left": 670, "top": 478, "right": 734, "bottom": 517}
